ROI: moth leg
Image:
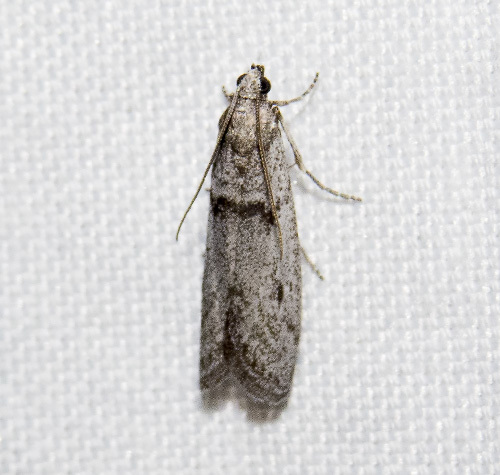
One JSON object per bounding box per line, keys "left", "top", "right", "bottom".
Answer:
{"left": 270, "top": 73, "right": 319, "bottom": 106}
{"left": 301, "top": 246, "right": 324, "bottom": 281}
{"left": 222, "top": 85, "right": 233, "bottom": 101}
{"left": 273, "top": 106, "right": 362, "bottom": 202}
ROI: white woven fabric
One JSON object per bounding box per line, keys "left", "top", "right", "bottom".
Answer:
{"left": 1, "top": 1, "right": 498, "bottom": 473}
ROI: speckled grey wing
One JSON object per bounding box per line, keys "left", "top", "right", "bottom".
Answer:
{"left": 225, "top": 195, "right": 301, "bottom": 407}
{"left": 199, "top": 192, "right": 231, "bottom": 391}
{"left": 200, "top": 100, "right": 301, "bottom": 407}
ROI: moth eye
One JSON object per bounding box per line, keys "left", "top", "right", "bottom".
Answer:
{"left": 260, "top": 77, "right": 271, "bottom": 94}
{"left": 237, "top": 74, "right": 246, "bottom": 86}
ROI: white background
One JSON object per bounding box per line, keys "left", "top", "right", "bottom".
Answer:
{"left": 1, "top": 0, "right": 498, "bottom": 473}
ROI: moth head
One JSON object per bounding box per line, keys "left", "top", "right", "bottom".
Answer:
{"left": 236, "top": 64, "right": 272, "bottom": 96}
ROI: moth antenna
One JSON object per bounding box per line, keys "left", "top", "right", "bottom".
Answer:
{"left": 255, "top": 98, "right": 284, "bottom": 259}
{"left": 176, "top": 87, "right": 241, "bottom": 240}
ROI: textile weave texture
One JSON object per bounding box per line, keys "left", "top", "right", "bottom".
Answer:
{"left": 1, "top": 1, "right": 498, "bottom": 473}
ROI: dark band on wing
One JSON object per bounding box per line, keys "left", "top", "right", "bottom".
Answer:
{"left": 211, "top": 195, "right": 275, "bottom": 225}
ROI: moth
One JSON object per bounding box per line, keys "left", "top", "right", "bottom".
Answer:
{"left": 177, "top": 65, "right": 361, "bottom": 409}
